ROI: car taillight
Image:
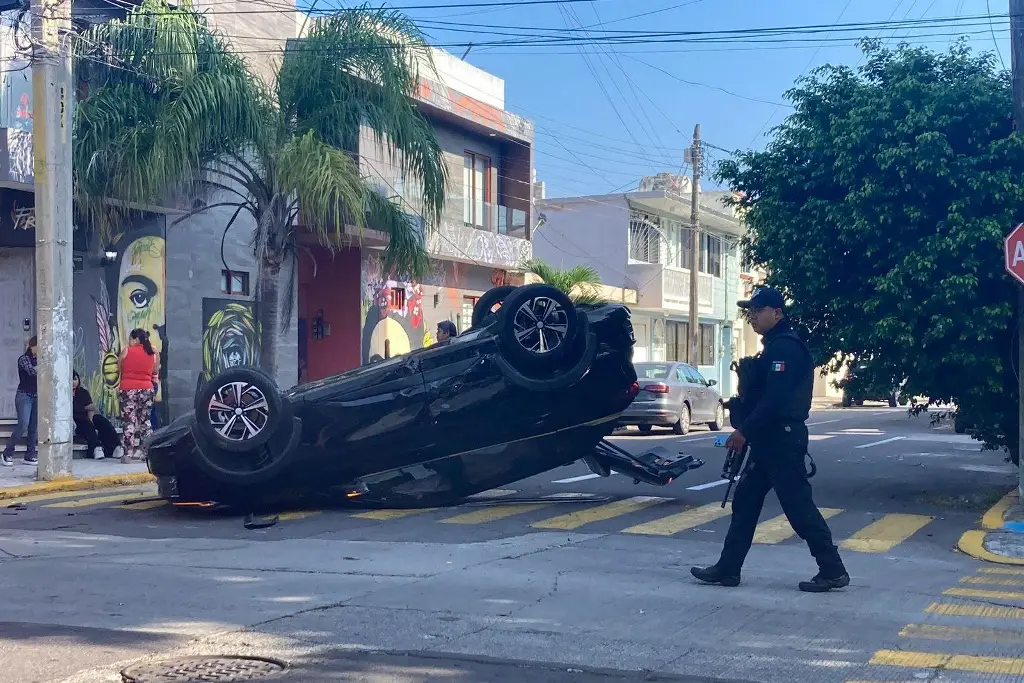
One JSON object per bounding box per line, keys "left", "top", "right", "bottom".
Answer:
{"left": 628, "top": 381, "right": 640, "bottom": 397}
{"left": 644, "top": 383, "right": 670, "bottom": 394}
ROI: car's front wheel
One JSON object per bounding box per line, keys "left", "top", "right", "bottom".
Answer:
{"left": 472, "top": 285, "right": 517, "bottom": 329}
{"left": 193, "top": 367, "right": 283, "bottom": 454}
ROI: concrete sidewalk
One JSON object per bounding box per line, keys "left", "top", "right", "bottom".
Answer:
{"left": 0, "top": 457, "right": 152, "bottom": 499}
{"left": 957, "top": 487, "right": 1024, "bottom": 564}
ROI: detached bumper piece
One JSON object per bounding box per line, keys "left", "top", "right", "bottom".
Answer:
{"left": 587, "top": 439, "right": 704, "bottom": 486}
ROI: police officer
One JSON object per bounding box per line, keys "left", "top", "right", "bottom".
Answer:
{"left": 690, "top": 287, "right": 850, "bottom": 593}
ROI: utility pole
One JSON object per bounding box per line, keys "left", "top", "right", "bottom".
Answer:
{"left": 32, "top": 0, "right": 74, "bottom": 480}
{"left": 688, "top": 124, "right": 702, "bottom": 367}
{"left": 1012, "top": 0, "right": 1024, "bottom": 496}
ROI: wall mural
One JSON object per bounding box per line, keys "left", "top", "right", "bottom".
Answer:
{"left": 201, "top": 298, "right": 261, "bottom": 382}
{"left": 86, "top": 222, "right": 168, "bottom": 421}
{"left": 426, "top": 221, "right": 532, "bottom": 270}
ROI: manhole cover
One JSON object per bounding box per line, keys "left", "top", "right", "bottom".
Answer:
{"left": 121, "top": 656, "right": 287, "bottom": 682}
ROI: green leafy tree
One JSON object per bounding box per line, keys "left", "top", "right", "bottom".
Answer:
{"left": 715, "top": 39, "right": 1024, "bottom": 465}
{"left": 73, "top": 0, "right": 446, "bottom": 378}
{"left": 523, "top": 258, "right": 604, "bottom": 305}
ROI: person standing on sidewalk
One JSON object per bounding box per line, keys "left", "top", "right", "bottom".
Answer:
{"left": 118, "top": 328, "right": 158, "bottom": 463}
{"left": 689, "top": 287, "right": 850, "bottom": 593}
{"left": 2, "top": 336, "right": 38, "bottom": 466}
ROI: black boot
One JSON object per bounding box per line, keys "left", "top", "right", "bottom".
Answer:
{"left": 798, "top": 571, "right": 850, "bottom": 593}
{"left": 690, "top": 565, "right": 741, "bottom": 587}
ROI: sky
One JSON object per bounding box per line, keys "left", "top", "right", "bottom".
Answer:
{"left": 301, "top": 1, "right": 1013, "bottom": 199}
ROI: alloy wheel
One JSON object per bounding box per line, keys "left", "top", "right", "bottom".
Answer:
{"left": 512, "top": 296, "right": 570, "bottom": 354}
{"left": 207, "top": 381, "right": 270, "bottom": 443}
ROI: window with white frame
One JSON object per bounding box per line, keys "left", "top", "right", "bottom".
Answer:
{"left": 629, "top": 211, "right": 660, "bottom": 263}
{"left": 700, "top": 233, "right": 723, "bottom": 278}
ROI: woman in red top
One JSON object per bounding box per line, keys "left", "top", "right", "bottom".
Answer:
{"left": 118, "top": 328, "right": 159, "bottom": 462}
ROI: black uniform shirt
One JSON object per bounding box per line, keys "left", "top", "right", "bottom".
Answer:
{"left": 739, "top": 318, "right": 814, "bottom": 437}
{"left": 73, "top": 386, "right": 94, "bottom": 422}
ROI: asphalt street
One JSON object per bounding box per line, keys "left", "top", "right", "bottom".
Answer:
{"left": 1, "top": 405, "right": 1021, "bottom": 683}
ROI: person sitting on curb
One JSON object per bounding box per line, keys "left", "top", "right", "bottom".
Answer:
{"left": 73, "top": 370, "right": 124, "bottom": 461}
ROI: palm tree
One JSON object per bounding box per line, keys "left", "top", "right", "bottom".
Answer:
{"left": 523, "top": 258, "right": 604, "bottom": 305}
{"left": 72, "top": 0, "right": 447, "bottom": 378}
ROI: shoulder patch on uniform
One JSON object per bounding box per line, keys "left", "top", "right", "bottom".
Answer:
{"left": 771, "top": 361, "right": 785, "bottom": 372}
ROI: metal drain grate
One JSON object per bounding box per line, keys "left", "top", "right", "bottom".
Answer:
{"left": 121, "top": 656, "right": 287, "bottom": 682}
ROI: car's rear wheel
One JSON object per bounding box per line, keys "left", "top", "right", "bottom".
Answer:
{"left": 638, "top": 424, "right": 653, "bottom": 434}
{"left": 709, "top": 402, "right": 725, "bottom": 431}
{"left": 673, "top": 404, "right": 691, "bottom": 435}
{"left": 194, "top": 367, "right": 283, "bottom": 453}
{"left": 497, "top": 283, "right": 580, "bottom": 372}
{"left": 472, "top": 285, "right": 517, "bottom": 328}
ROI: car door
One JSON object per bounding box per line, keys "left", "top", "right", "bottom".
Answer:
{"left": 674, "top": 364, "right": 700, "bottom": 421}
{"left": 690, "top": 366, "right": 716, "bottom": 420}
{"left": 295, "top": 354, "right": 431, "bottom": 468}
{"left": 680, "top": 364, "right": 710, "bottom": 421}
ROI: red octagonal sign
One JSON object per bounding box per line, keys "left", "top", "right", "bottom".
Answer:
{"left": 1006, "top": 223, "right": 1024, "bottom": 285}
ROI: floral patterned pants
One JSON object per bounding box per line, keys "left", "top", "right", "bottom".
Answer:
{"left": 119, "top": 389, "right": 154, "bottom": 454}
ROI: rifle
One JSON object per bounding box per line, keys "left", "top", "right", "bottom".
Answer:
{"left": 720, "top": 443, "right": 750, "bottom": 508}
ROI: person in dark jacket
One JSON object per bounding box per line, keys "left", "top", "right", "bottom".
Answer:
{"left": 436, "top": 320, "right": 458, "bottom": 342}
{"left": 73, "top": 370, "right": 124, "bottom": 460}
{"left": 690, "top": 287, "right": 849, "bottom": 593}
{"left": 2, "top": 336, "right": 37, "bottom": 466}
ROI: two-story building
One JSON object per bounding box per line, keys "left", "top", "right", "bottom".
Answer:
{"left": 534, "top": 174, "right": 744, "bottom": 395}
{"left": 290, "top": 46, "right": 536, "bottom": 381}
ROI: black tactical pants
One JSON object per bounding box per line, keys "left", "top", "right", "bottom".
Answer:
{"left": 716, "top": 423, "right": 846, "bottom": 577}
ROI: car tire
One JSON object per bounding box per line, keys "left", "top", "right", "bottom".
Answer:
{"left": 492, "top": 314, "right": 596, "bottom": 392}
{"left": 193, "top": 366, "right": 285, "bottom": 453}
{"left": 638, "top": 424, "right": 653, "bottom": 434}
{"left": 496, "top": 283, "right": 580, "bottom": 372}
{"left": 709, "top": 402, "right": 725, "bottom": 431}
{"left": 189, "top": 414, "right": 303, "bottom": 487}
{"left": 673, "top": 404, "right": 691, "bottom": 435}
{"left": 472, "top": 285, "right": 517, "bottom": 329}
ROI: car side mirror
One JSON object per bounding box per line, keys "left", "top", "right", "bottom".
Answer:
{"left": 706, "top": 379, "right": 717, "bottom": 386}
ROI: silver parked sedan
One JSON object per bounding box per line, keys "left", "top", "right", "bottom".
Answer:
{"left": 619, "top": 362, "right": 726, "bottom": 435}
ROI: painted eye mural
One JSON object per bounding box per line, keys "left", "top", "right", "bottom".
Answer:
{"left": 87, "top": 222, "right": 168, "bottom": 421}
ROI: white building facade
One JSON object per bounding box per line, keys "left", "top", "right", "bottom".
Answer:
{"left": 534, "top": 177, "right": 746, "bottom": 396}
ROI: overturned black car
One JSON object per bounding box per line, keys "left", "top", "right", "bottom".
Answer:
{"left": 145, "top": 283, "right": 705, "bottom": 509}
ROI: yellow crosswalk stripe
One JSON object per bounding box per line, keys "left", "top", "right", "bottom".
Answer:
{"left": 943, "top": 587, "right": 1024, "bottom": 601}
{"left": 752, "top": 508, "right": 842, "bottom": 544}
{"left": 980, "top": 567, "right": 1024, "bottom": 576}
{"left": 621, "top": 502, "right": 731, "bottom": 536}
{"left": 961, "top": 575, "right": 1024, "bottom": 587}
{"left": 870, "top": 649, "right": 1024, "bottom": 675}
{"left": 276, "top": 510, "right": 322, "bottom": 521}
{"left": 925, "top": 602, "right": 1024, "bottom": 619}
{"left": 115, "top": 499, "right": 168, "bottom": 510}
{"left": 352, "top": 508, "right": 437, "bottom": 520}
{"left": 3, "top": 486, "right": 154, "bottom": 506}
{"left": 531, "top": 496, "right": 670, "bottom": 531}
{"left": 441, "top": 503, "right": 551, "bottom": 525}
{"left": 838, "top": 513, "right": 933, "bottom": 553}
{"left": 45, "top": 492, "right": 156, "bottom": 508}
{"left": 899, "top": 623, "right": 1024, "bottom": 643}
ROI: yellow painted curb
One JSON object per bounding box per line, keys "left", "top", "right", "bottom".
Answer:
{"left": 983, "top": 490, "right": 1020, "bottom": 530}
{"left": 958, "top": 530, "right": 1024, "bottom": 566}
{"left": 0, "top": 473, "right": 156, "bottom": 501}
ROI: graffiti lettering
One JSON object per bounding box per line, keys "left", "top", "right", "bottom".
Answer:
{"left": 11, "top": 203, "right": 34, "bottom": 231}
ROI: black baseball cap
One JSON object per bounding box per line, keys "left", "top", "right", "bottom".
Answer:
{"left": 737, "top": 286, "right": 787, "bottom": 312}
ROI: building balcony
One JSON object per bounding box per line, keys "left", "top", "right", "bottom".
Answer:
{"left": 359, "top": 183, "right": 533, "bottom": 271}
{"left": 626, "top": 262, "right": 714, "bottom": 314}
